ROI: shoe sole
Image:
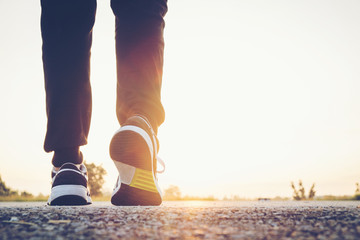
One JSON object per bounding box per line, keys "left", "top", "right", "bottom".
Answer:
{"left": 109, "top": 128, "right": 162, "bottom": 206}
{"left": 50, "top": 195, "right": 88, "bottom": 206}
{"left": 48, "top": 185, "right": 91, "bottom": 206}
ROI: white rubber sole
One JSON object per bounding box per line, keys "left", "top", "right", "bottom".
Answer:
{"left": 48, "top": 185, "right": 92, "bottom": 205}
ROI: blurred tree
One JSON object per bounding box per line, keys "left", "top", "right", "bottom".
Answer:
{"left": 291, "top": 181, "right": 301, "bottom": 200}
{"left": 84, "top": 162, "right": 107, "bottom": 197}
{"left": 20, "top": 191, "right": 33, "bottom": 198}
{"left": 0, "top": 175, "right": 19, "bottom": 196}
{"left": 299, "top": 180, "right": 306, "bottom": 200}
{"left": 291, "top": 180, "right": 316, "bottom": 200}
{"left": 354, "top": 183, "right": 360, "bottom": 200}
{"left": 308, "top": 183, "right": 316, "bottom": 199}
{"left": 163, "top": 185, "right": 182, "bottom": 200}
{"left": 0, "top": 175, "right": 11, "bottom": 196}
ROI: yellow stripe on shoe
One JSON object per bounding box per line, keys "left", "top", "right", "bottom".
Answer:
{"left": 129, "top": 168, "right": 158, "bottom": 193}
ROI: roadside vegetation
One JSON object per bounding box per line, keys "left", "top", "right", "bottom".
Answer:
{"left": 290, "top": 180, "right": 360, "bottom": 201}
{"left": 291, "top": 180, "right": 316, "bottom": 200}
{"left": 0, "top": 175, "right": 48, "bottom": 201}
{"left": 83, "top": 161, "right": 107, "bottom": 197}
{"left": 163, "top": 185, "right": 217, "bottom": 201}
{"left": 2, "top": 170, "right": 360, "bottom": 201}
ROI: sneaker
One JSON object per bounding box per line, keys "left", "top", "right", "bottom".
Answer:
{"left": 48, "top": 163, "right": 92, "bottom": 206}
{"left": 109, "top": 115, "right": 165, "bottom": 206}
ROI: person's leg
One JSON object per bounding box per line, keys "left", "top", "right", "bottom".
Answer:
{"left": 41, "top": 0, "right": 97, "bottom": 167}
{"left": 111, "top": 0, "right": 167, "bottom": 133}
{"left": 109, "top": 0, "right": 168, "bottom": 206}
{"left": 41, "top": 0, "right": 96, "bottom": 205}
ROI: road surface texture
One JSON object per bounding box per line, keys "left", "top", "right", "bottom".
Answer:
{"left": 1, "top": 201, "right": 360, "bottom": 239}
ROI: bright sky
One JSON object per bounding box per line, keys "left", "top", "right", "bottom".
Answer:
{"left": 1, "top": 0, "right": 360, "bottom": 199}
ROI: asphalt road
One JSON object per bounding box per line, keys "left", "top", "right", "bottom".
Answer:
{"left": 1, "top": 201, "right": 360, "bottom": 239}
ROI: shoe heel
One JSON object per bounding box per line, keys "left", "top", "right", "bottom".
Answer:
{"left": 49, "top": 185, "right": 91, "bottom": 206}
{"left": 50, "top": 195, "right": 88, "bottom": 206}
{"left": 111, "top": 162, "right": 162, "bottom": 206}
{"left": 129, "top": 168, "right": 158, "bottom": 193}
{"left": 109, "top": 126, "right": 153, "bottom": 170}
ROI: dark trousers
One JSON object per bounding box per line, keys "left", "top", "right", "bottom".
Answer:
{"left": 41, "top": 0, "right": 167, "bottom": 153}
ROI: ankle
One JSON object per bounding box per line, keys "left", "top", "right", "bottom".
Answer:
{"left": 54, "top": 163, "right": 81, "bottom": 171}
{"left": 52, "top": 147, "right": 82, "bottom": 168}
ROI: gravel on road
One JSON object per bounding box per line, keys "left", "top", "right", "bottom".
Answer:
{"left": 1, "top": 201, "right": 360, "bottom": 239}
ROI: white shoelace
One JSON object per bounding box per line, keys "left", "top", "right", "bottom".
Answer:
{"left": 136, "top": 115, "right": 166, "bottom": 175}
{"left": 157, "top": 156, "right": 165, "bottom": 174}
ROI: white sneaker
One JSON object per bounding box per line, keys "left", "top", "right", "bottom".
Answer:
{"left": 109, "top": 115, "right": 165, "bottom": 206}
{"left": 48, "top": 163, "right": 92, "bottom": 206}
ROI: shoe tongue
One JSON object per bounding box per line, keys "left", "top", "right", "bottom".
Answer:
{"left": 60, "top": 163, "right": 80, "bottom": 171}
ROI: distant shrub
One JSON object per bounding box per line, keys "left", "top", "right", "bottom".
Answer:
{"left": 0, "top": 174, "right": 47, "bottom": 201}
{"left": 354, "top": 194, "right": 360, "bottom": 200}
{"left": 354, "top": 183, "right": 360, "bottom": 200}
{"left": 84, "top": 162, "right": 107, "bottom": 197}
{"left": 0, "top": 175, "right": 12, "bottom": 196}
{"left": 163, "top": 185, "right": 182, "bottom": 200}
{"left": 291, "top": 180, "right": 316, "bottom": 200}
{"left": 163, "top": 185, "right": 217, "bottom": 201}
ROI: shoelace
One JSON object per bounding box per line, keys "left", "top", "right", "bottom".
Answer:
{"left": 135, "top": 115, "right": 166, "bottom": 175}
{"left": 157, "top": 156, "right": 165, "bottom": 174}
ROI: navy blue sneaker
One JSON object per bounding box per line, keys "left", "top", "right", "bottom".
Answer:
{"left": 48, "top": 163, "right": 92, "bottom": 206}
{"left": 110, "top": 115, "right": 165, "bottom": 206}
